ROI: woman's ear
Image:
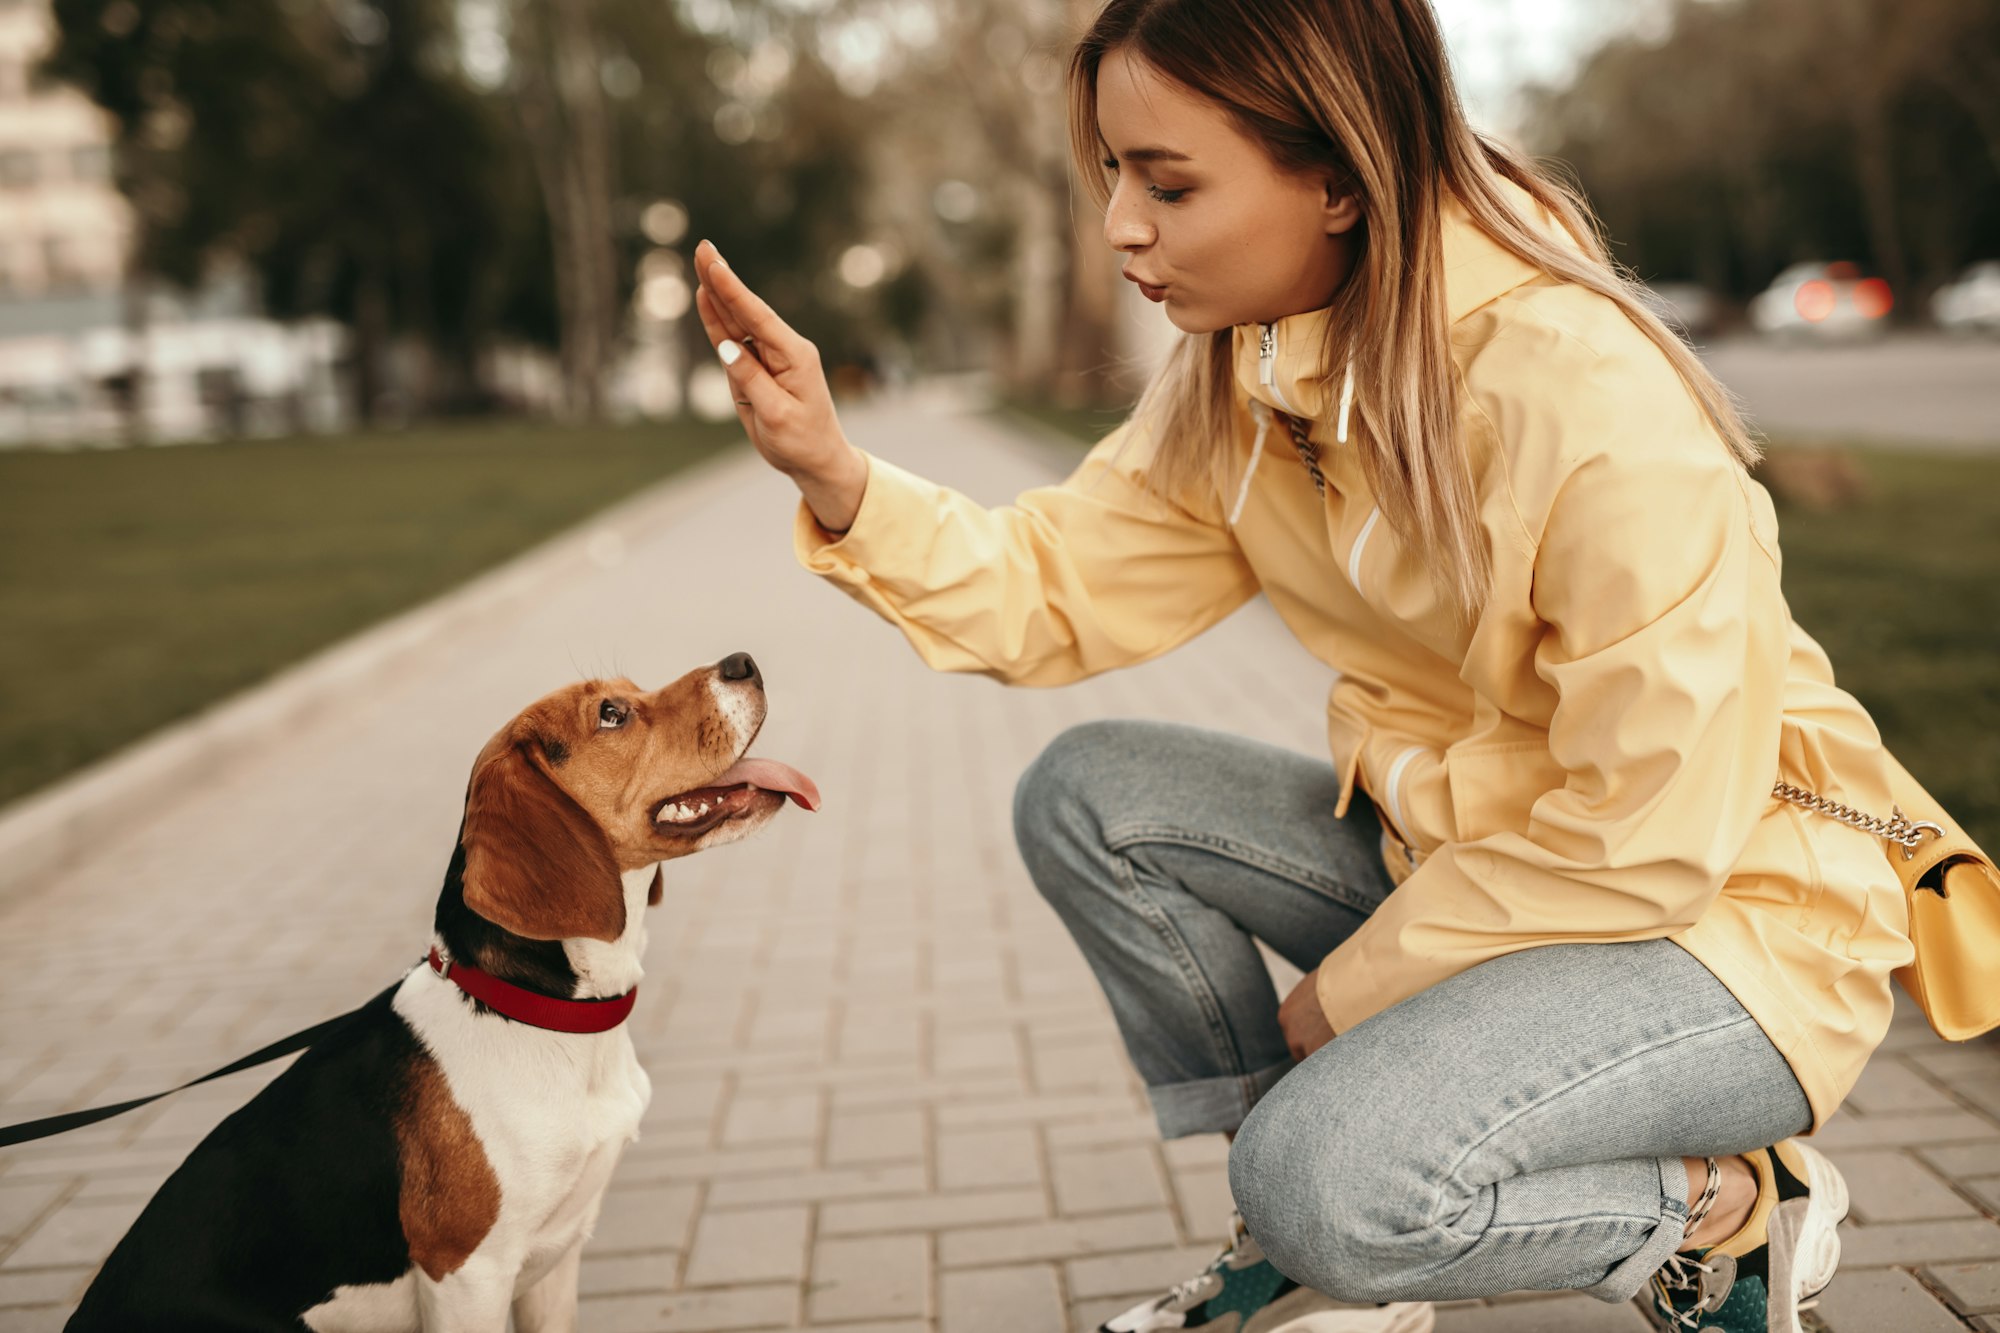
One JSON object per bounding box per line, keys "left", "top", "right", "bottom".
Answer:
{"left": 1321, "top": 177, "right": 1363, "bottom": 235}
{"left": 460, "top": 741, "right": 626, "bottom": 943}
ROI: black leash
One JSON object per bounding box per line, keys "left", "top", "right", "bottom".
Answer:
{"left": 0, "top": 984, "right": 394, "bottom": 1150}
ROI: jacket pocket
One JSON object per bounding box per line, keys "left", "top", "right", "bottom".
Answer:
{"left": 1357, "top": 733, "right": 1449, "bottom": 854}
{"left": 1445, "top": 739, "right": 1566, "bottom": 845}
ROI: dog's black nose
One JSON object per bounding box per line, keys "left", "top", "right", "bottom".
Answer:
{"left": 719, "top": 652, "right": 761, "bottom": 684}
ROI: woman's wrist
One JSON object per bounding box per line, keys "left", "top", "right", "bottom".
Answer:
{"left": 793, "top": 443, "right": 869, "bottom": 536}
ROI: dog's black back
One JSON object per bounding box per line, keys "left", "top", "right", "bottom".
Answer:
{"left": 66, "top": 982, "right": 416, "bottom": 1331}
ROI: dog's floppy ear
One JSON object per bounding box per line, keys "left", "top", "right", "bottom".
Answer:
{"left": 460, "top": 740, "right": 626, "bottom": 943}
{"left": 647, "top": 863, "right": 664, "bottom": 907}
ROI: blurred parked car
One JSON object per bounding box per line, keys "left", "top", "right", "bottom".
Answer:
{"left": 1638, "top": 282, "right": 1723, "bottom": 337}
{"left": 1749, "top": 261, "right": 1893, "bottom": 339}
{"left": 1930, "top": 261, "right": 2000, "bottom": 335}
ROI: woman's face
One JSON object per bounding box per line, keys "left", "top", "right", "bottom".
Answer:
{"left": 1096, "top": 47, "right": 1362, "bottom": 334}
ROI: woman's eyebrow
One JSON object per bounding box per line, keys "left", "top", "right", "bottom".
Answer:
{"left": 1102, "top": 145, "right": 1195, "bottom": 163}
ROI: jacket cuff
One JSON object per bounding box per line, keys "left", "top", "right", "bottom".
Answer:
{"left": 790, "top": 448, "right": 922, "bottom": 586}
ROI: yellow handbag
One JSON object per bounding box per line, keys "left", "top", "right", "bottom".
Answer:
{"left": 1774, "top": 755, "right": 2000, "bottom": 1041}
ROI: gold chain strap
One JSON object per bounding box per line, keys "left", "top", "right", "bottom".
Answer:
{"left": 1771, "top": 781, "right": 1944, "bottom": 861}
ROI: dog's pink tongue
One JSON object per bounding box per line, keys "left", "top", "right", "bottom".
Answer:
{"left": 714, "top": 757, "right": 821, "bottom": 812}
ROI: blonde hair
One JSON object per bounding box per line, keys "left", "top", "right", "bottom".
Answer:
{"left": 1065, "top": 0, "right": 1759, "bottom": 619}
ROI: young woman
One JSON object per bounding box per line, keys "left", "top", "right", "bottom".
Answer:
{"left": 691, "top": 2, "right": 1912, "bottom": 1329}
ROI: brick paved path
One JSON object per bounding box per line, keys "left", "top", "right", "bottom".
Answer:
{"left": 2, "top": 388, "right": 1997, "bottom": 1331}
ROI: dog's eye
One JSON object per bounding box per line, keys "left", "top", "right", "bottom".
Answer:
{"left": 598, "top": 699, "right": 630, "bottom": 729}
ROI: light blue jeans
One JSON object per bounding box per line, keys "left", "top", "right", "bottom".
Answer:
{"left": 1011, "top": 719, "right": 1812, "bottom": 1305}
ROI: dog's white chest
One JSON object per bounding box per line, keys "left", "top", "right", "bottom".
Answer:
{"left": 301, "top": 976, "right": 650, "bottom": 1331}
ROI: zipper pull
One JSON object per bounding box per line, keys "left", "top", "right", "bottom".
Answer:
{"left": 1259, "top": 322, "right": 1275, "bottom": 387}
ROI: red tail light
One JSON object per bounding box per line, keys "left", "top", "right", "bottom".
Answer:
{"left": 1795, "top": 280, "right": 1836, "bottom": 322}
{"left": 1853, "top": 277, "right": 1893, "bottom": 319}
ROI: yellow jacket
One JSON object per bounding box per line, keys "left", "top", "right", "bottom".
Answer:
{"left": 793, "top": 177, "right": 1912, "bottom": 1130}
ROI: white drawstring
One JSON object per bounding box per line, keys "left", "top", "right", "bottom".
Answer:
{"left": 1335, "top": 358, "right": 1355, "bottom": 444}
{"left": 1230, "top": 359, "right": 1353, "bottom": 525}
{"left": 1228, "top": 400, "right": 1271, "bottom": 526}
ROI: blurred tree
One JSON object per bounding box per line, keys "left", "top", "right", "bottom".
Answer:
{"left": 510, "top": 0, "right": 618, "bottom": 420}
{"left": 44, "top": 0, "right": 543, "bottom": 422}
{"left": 1523, "top": 0, "right": 2000, "bottom": 311}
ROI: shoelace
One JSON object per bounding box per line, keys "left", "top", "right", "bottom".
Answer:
{"left": 1652, "top": 1253, "right": 1718, "bottom": 1329}
{"left": 1651, "top": 1251, "right": 1822, "bottom": 1329}
{"left": 1163, "top": 1213, "right": 1260, "bottom": 1310}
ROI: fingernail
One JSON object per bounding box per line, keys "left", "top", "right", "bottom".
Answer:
{"left": 718, "top": 339, "right": 741, "bottom": 366}
{"left": 712, "top": 250, "right": 728, "bottom": 270}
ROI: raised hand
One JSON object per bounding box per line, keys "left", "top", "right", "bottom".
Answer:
{"left": 693, "top": 239, "right": 869, "bottom": 533}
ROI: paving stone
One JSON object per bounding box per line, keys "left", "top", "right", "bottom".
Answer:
{"left": 580, "top": 1283, "right": 799, "bottom": 1332}
{"left": 940, "top": 1210, "right": 1180, "bottom": 1267}
{"left": 647, "top": 1074, "right": 729, "bottom": 1126}
{"left": 1813, "top": 1267, "right": 1965, "bottom": 1332}
{"left": 1161, "top": 1136, "right": 1231, "bottom": 1169}
{"left": 1045, "top": 1117, "right": 1161, "bottom": 1151}
{"left": 836, "top": 1074, "right": 1028, "bottom": 1113}
{"left": 0, "top": 1267, "right": 90, "bottom": 1308}
{"left": 1031, "top": 1040, "right": 1134, "bottom": 1094}
{"left": 1431, "top": 1293, "right": 1650, "bottom": 1330}
{"left": 1169, "top": 1166, "right": 1236, "bottom": 1235}
{"left": 937, "top": 1126, "right": 1043, "bottom": 1191}
{"left": 1926, "top": 1259, "right": 2000, "bottom": 1314}
{"left": 0, "top": 1196, "right": 145, "bottom": 1269}
{"left": 592, "top": 1183, "right": 701, "bottom": 1253}
{"left": 1838, "top": 1217, "right": 2000, "bottom": 1267}
{"left": 825, "top": 1108, "right": 927, "bottom": 1166}
{"left": 578, "top": 1249, "right": 680, "bottom": 1297}
{"left": 928, "top": 1020, "right": 1024, "bottom": 1072}
{"left": 941, "top": 1264, "right": 1064, "bottom": 1333}
{"left": 1065, "top": 1244, "right": 1213, "bottom": 1299}
{"left": 719, "top": 1090, "right": 823, "bottom": 1146}
{"left": 1842, "top": 1061, "right": 1963, "bottom": 1114}
{"left": 0, "top": 1182, "right": 68, "bottom": 1247}
{"left": 620, "top": 1144, "right": 817, "bottom": 1183}
{"left": 1828, "top": 1149, "right": 1980, "bottom": 1222}
{"left": 1920, "top": 1143, "right": 2000, "bottom": 1178}
{"left": 820, "top": 1187, "right": 1049, "bottom": 1236}
{"left": 1813, "top": 1109, "right": 2000, "bottom": 1150}
{"left": 683, "top": 1204, "right": 812, "bottom": 1286}
{"left": 1960, "top": 1078, "right": 2000, "bottom": 1121}
{"left": 1910, "top": 1048, "right": 2000, "bottom": 1081}
{"left": 707, "top": 1163, "right": 928, "bottom": 1208}
{"left": 1051, "top": 1144, "right": 1170, "bottom": 1216}
{"left": 935, "top": 1093, "right": 1144, "bottom": 1130}
{"left": 807, "top": 1233, "right": 930, "bottom": 1321}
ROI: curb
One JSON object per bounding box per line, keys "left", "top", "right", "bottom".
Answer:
{"left": 0, "top": 443, "right": 761, "bottom": 909}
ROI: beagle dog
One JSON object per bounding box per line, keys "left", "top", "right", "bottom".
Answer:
{"left": 67, "top": 652, "right": 817, "bottom": 1332}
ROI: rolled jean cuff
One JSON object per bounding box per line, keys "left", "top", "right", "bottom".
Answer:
{"left": 1145, "top": 1060, "right": 1294, "bottom": 1139}
{"left": 1582, "top": 1155, "right": 1692, "bottom": 1303}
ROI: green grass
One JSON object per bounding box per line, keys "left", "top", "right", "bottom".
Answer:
{"left": 0, "top": 419, "right": 742, "bottom": 809}
{"left": 993, "top": 401, "right": 1999, "bottom": 849}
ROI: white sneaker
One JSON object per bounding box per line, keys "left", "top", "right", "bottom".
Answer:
{"left": 1096, "top": 1210, "right": 1435, "bottom": 1333}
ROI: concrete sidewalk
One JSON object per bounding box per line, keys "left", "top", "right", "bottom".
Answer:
{"left": 1, "top": 388, "right": 1996, "bottom": 1332}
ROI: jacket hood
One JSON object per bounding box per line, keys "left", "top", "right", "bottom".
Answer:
{"left": 1228, "top": 175, "right": 1577, "bottom": 423}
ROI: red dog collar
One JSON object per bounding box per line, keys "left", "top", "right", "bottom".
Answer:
{"left": 427, "top": 947, "right": 637, "bottom": 1033}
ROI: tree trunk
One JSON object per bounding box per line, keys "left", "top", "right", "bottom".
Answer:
{"left": 511, "top": 0, "right": 618, "bottom": 421}
{"left": 351, "top": 268, "right": 389, "bottom": 425}
{"left": 1851, "top": 102, "right": 1911, "bottom": 310}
